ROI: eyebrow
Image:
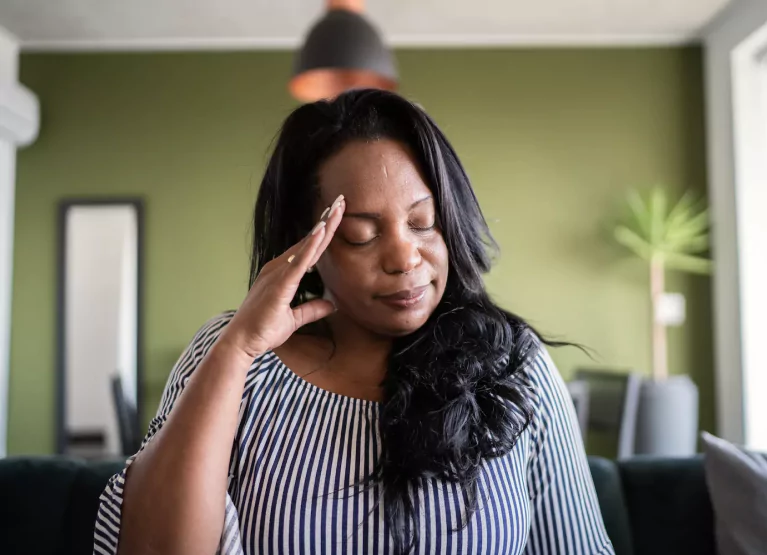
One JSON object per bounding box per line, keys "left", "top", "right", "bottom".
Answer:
{"left": 343, "top": 196, "right": 433, "bottom": 220}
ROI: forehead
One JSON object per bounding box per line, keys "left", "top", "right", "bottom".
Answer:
{"left": 316, "top": 139, "right": 432, "bottom": 208}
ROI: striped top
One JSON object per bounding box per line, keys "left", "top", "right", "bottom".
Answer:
{"left": 95, "top": 312, "right": 614, "bottom": 555}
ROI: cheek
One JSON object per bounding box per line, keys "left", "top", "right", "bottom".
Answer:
{"left": 318, "top": 237, "right": 449, "bottom": 293}
{"left": 424, "top": 237, "right": 449, "bottom": 276}
{"left": 317, "top": 246, "right": 374, "bottom": 295}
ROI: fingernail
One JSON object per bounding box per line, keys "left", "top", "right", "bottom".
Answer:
{"left": 319, "top": 207, "right": 330, "bottom": 221}
{"left": 328, "top": 194, "right": 345, "bottom": 218}
{"left": 311, "top": 221, "right": 326, "bottom": 236}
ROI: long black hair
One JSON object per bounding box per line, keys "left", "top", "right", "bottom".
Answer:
{"left": 250, "top": 89, "right": 543, "bottom": 554}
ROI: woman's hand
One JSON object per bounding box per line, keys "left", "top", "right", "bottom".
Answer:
{"left": 220, "top": 194, "right": 346, "bottom": 359}
{"left": 114, "top": 199, "right": 350, "bottom": 555}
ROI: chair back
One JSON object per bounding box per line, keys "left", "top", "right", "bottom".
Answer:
{"left": 110, "top": 374, "right": 141, "bottom": 455}
{"left": 574, "top": 369, "right": 642, "bottom": 459}
{"left": 566, "top": 379, "right": 591, "bottom": 438}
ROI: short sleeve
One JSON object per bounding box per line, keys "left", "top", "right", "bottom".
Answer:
{"left": 93, "top": 312, "right": 241, "bottom": 555}
{"left": 523, "top": 347, "right": 615, "bottom": 555}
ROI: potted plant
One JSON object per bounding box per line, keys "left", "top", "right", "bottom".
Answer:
{"left": 614, "top": 187, "right": 712, "bottom": 456}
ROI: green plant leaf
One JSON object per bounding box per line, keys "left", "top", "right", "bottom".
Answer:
{"left": 665, "top": 209, "right": 709, "bottom": 242}
{"left": 666, "top": 191, "right": 697, "bottom": 229}
{"left": 649, "top": 187, "right": 668, "bottom": 245}
{"left": 626, "top": 190, "right": 652, "bottom": 239}
{"left": 612, "top": 187, "right": 713, "bottom": 275}
{"left": 664, "top": 233, "right": 709, "bottom": 254}
{"left": 664, "top": 252, "right": 713, "bottom": 275}
{"left": 614, "top": 226, "right": 653, "bottom": 261}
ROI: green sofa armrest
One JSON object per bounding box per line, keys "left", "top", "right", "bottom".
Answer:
{"left": 618, "top": 455, "right": 715, "bottom": 555}
{"left": 0, "top": 456, "right": 124, "bottom": 555}
{"left": 588, "top": 456, "right": 634, "bottom": 555}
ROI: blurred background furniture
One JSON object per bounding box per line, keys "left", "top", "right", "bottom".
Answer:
{"left": 566, "top": 379, "right": 590, "bottom": 438}
{"left": 589, "top": 455, "right": 716, "bottom": 555}
{"left": 0, "top": 455, "right": 715, "bottom": 555}
{"left": 0, "top": 457, "right": 124, "bottom": 555}
{"left": 111, "top": 375, "right": 142, "bottom": 456}
{"left": 64, "top": 430, "right": 106, "bottom": 460}
{"left": 571, "top": 369, "right": 642, "bottom": 460}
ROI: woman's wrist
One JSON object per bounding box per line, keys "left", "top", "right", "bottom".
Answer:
{"left": 213, "top": 327, "right": 267, "bottom": 365}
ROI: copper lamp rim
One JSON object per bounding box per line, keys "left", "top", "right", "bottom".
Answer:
{"left": 289, "top": 68, "right": 398, "bottom": 103}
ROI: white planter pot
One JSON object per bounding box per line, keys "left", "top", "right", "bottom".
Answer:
{"left": 634, "top": 375, "right": 699, "bottom": 456}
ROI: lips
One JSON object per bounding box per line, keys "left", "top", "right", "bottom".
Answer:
{"left": 378, "top": 285, "right": 428, "bottom": 301}
{"left": 377, "top": 285, "right": 429, "bottom": 308}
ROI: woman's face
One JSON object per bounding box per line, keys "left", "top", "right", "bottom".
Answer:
{"left": 314, "top": 139, "right": 449, "bottom": 337}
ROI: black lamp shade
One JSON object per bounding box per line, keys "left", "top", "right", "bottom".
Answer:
{"left": 290, "top": 9, "right": 398, "bottom": 102}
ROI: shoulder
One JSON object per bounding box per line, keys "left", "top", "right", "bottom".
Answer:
{"left": 186, "top": 310, "right": 237, "bottom": 360}
{"left": 520, "top": 341, "right": 560, "bottom": 390}
{"left": 513, "top": 339, "right": 582, "bottom": 451}
{"left": 194, "top": 310, "right": 237, "bottom": 338}
{"left": 156, "top": 311, "right": 239, "bottom": 416}
{"left": 514, "top": 338, "right": 570, "bottom": 417}
{"left": 166, "top": 310, "right": 237, "bottom": 385}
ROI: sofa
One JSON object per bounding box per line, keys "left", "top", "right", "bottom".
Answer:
{"left": 0, "top": 455, "right": 715, "bottom": 555}
{"left": 589, "top": 456, "right": 715, "bottom": 555}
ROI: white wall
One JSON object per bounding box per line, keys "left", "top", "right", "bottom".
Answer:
{"left": 0, "top": 139, "right": 14, "bottom": 459}
{"left": 117, "top": 224, "right": 138, "bottom": 405}
{"left": 704, "top": 0, "right": 767, "bottom": 447}
{"left": 65, "top": 206, "right": 138, "bottom": 456}
{"left": 0, "top": 26, "right": 20, "bottom": 459}
{"left": 732, "top": 28, "right": 767, "bottom": 451}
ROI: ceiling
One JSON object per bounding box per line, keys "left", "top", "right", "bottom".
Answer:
{"left": 0, "top": 0, "right": 732, "bottom": 51}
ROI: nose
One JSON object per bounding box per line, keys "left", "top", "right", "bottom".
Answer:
{"left": 381, "top": 231, "right": 422, "bottom": 275}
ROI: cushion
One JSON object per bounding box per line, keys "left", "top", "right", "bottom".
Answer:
{"left": 701, "top": 432, "right": 767, "bottom": 555}
{"left": 59, "top": 460, "right": 127, "bottom": 555}
{"left": 618, "top": 456, "right": 715, "bottom": 555}
{"left": 587, "top": 456, "right": 634, "bottom": 555}
{"left": 0, "top": 457, "right": 80, "bottom": 555}
{"left": 0, "top": 456, "right": 124, "bottom": 555}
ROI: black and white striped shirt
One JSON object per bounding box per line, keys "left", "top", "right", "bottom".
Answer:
{"left": 95, "top": 312, "right": 614, "bottom": 554}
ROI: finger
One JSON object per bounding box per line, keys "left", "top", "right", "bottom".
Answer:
{"left": 292, "top": 299, "right": 336, "bottom": 329}
{"left": 262, "top": 193, "right": 343, "bottom": 278}
{"left": 260, "top": 218, "right": 324, "bottom": 278}
{"left": 282, "top": 222, "right": 327, "bottom": 283}
{"left": 309, "top": 198, "right": 345, "bottom": 267}
{"left": 257, "top": 226, "right": 324, "bottom": 307}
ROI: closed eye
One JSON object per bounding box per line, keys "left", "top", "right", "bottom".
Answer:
{"left": 344, "top": 236, "right": 378, "bottom": 247}
{"left": 344, "top": 223, "right": 435, "bottom": 246}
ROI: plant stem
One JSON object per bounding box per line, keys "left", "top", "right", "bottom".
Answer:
{"left": 650, "top": 254, "right": 668, "bottom": 381}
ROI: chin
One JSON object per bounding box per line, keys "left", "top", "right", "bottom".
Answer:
{"left": 382, "top": 324, "right": 423, "bottom": 338}
{"left": 371, "top": 310, "right": 434, "bottom": 337}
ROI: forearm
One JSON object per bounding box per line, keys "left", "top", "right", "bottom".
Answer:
{"left": 118, "top": 339, "right": 254, "bottom": 555}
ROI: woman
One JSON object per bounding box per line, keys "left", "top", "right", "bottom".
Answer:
{"left": 95, "top": 89, "right": 614, "bottom": 555}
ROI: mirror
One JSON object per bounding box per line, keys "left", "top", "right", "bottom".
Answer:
{"left": 56, "top": 199, "right": 143, "bottom": 458}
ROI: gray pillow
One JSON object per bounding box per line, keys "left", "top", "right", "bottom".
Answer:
{"left": 701, "top": 432, "right": 767, "bottom": 555}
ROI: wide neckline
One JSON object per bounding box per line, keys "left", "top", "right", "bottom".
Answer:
{"left": 266, "top": 350, "right": 383, "bottom": 412}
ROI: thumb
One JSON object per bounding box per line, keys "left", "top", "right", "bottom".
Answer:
{"left": 292, "top": 299, "right": 336, "bottom": 329}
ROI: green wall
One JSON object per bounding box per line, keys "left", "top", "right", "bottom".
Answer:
{"left": 9, "top": 48, "right": 714, "bottom": 455}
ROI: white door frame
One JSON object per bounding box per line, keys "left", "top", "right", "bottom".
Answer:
{"left": 704, "top": 0, "right": 767, "bottom": 447}
{"left": 0, "top": 25, "right": 39, "bottom": 457}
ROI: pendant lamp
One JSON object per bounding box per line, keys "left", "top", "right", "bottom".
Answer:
{"left": 290, "top": 0, "right": 398, "bottom": 102}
